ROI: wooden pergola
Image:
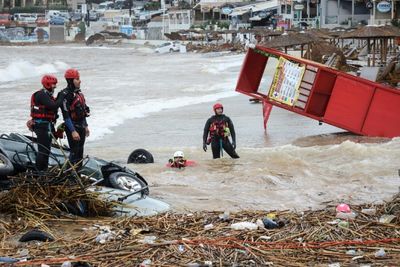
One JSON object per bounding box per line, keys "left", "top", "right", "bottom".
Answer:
{"left": 340, "top": 25, "right": 400, "bottom": 67}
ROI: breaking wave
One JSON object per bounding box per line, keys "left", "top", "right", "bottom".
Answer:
{"left": 0, "top": 60, "right": 69, "bottom": 83}
{"left": 89, "top": 90, "right": 238, "bottom": 141}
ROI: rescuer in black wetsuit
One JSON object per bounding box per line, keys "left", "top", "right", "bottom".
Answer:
{"left": 203, "top": 103, "right": 239, "bottom": 159}
{"left": 28, "top": 75, "right": 67, "bottom": 171}
{"left": 59, "top": 68, "right": 90, "bottom": 169}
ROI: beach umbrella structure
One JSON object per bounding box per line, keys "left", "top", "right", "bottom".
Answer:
{"left": 260, "top": 31, "right": 321, "bottom": 58}
{"left": 340, "top": 25, "right": 400, "bottom": 66}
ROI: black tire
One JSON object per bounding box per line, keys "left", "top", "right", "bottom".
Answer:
{"left": 58, "top": 200, "right": 88, "bottom": 216}
{"left": 0, "top": 153, "right": 13, "bottom": 176}
{"left": 19, "top": 229, "right": 54, "bottom": 242}
{"left": 169, "top": 48, "right": 173, "bottom": 53}
{"left": 127, "top": 149, "right": 154, "bottom": 164}
{"left": 107, "top": 171, "right": 148, "bottom": 194}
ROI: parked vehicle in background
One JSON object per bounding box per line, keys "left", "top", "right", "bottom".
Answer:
{"left": 14, "top": 13, "right": 37, "bottom": 24}
{"left": 0, "top": 13, "right": 11, "bottom": 27}
{"left": 70, "top": 12, "right": 82, "bottom": 22}
{"left": 46, "top": 10, "right": 62, "bottom": 19}
{"left": 49, "top": 16, "right": 65, "bottom": 25}
{"left": 45, "top": 10, "right": 70, "bottom": 20}
{"left": 35, "top": 14, "right": 48, "bottom": 26}
{"left": 155, "top": 42, "right": 180, "bottom": 53}
{"left": 96, "top": 1, "right": 114, "bottom": 14}
{"left": 115, "top": 0, "right": 131, "bottom": 9}
{"left": 89, "top": 10, "right": 99, "bottom": 21}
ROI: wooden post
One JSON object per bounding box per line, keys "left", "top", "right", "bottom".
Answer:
{"left": 367, "top": 38, "right": 371, "bottom": 67}
{"left": 372, "top": 38, "right": 376, "bottom": 67}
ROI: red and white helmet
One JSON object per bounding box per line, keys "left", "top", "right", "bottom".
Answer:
{"left": 64, "top": 68, "right": 80, "bottom": 79}
{"left": 213, "top": 103, "right": 223, "bottom": 111}
{"left": 41, "top": 75, "right": 58, "bottom": 90}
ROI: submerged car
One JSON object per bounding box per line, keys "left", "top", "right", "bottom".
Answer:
{"left": 0, "top": 133, "right": 169, "bottom": 216}
{"left": 155, "top": 42, "right": 180, "bottom": 54}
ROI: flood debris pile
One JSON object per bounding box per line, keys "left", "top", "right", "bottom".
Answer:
{"left": 0, "top": 168, "right": 116, "bottom": 220}
{"left": 186, "top": 43, "right": 245, "bottom": 53}
{"left": 0, "top": 193, "right": 399, "bottom": 266}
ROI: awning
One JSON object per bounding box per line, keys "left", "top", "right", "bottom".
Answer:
{"left": 251, "top": 0, "right": 279, "bottom": 12}
{"left": 229, "top": 0, "right": 279, "bottom": 16}
{"left": 230, "top": 9, "right": 250, "bottom": 16}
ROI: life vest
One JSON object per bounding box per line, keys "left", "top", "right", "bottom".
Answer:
{"left": 30, "top": 90, "right": 56, "bottom": 121}
{"left": 209, "top": 119, "right": 231, "bottom": 139}
{"left": 167, "top": 159, "right": 196, "bottom": 168}
{"left": 70, "top": 92, "right": 87, "bottom": 121}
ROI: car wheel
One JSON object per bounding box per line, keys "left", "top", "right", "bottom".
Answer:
{"left": 127, "top": 149, "right": 154, "bottom": 164}
{"left": 169, "top": 48, "right": 173, "bottom": 53}
{"left": 0, "top": 153, "right": 13, "bottom": 176}
{"left": 107, "top": 171, "right": 148, "bottom": 194}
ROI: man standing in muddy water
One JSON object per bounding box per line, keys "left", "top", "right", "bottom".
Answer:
{"left": 28, "top": 75, "right": 67, "bottom": 171}
{"left": 59, "top": 69, "right": 90, "bottom": 169}
{"left": 203, "top": 103, "right": 239, "bottom": 159}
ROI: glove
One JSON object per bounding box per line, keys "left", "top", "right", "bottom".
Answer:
{"left": 85, "top": 106, "right": 91, "bottom": 117}
{"left": 232, "top": 141, "right": 236, "bottom": 150}
{"left": 26, "top": 119, "right": 34, "bottom": 132}
{"left": 203, "top": 142, "right": 207, "bottom": 152}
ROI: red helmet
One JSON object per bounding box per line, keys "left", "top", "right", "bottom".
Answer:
{"left": 41, "top": 75, "right": 58, "bottom": 90}
{"left": 64, "top": 68, "right": 80, "bottom": 79}
{"left": 213, "top": 103, "right": 223, "bottom": 111}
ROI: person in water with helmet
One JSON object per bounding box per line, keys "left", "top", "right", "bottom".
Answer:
{"left": 59, "top": 69, "right": 90, "bottom": 169}
{"left": 28, "top": 74, "right": 67, "bottom": 171}
{"left": 203, "top": 103, "right": 239, "bottom": 159}
{"left": 167, "top": 151, "right": 196, "bottom": 168}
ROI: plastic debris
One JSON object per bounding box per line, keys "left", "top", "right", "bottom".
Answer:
{"left": 140, "top": 235, "right": 157, "bottom": 244}
{"left": 328, "top": 263, "right": 340, "bottom": 267}
{"left": 139, "top": 259, "right": 152, "bottom": 267}
{"left": 0, "top": 257, "right": 19, "bottom": 263}
{"left": 204, "top": 223, "right": 214, "bottom": 230}
{"left": 95, "top": 232, "right": 114, "bottom": 244}
{"left": 61, "top": 261, "right": 72, "bottom": 267}
{"left": 346, "top": 249, "right": 356, "bottom": 255}
{"left": 374, "top": 248, "right": 386, "bottom": 257}
{"left": 336, "top": 203, "right": 351, "bottom": 213}
{"left": 327, "top": 219, "right": 341, "bottom": 225}
{"left": 266, "top": 213, "right": 276, "bottom": 220}
{"left": 361, "top": 208, "right": 376, "bottom": 216}
{"left": 230, "top": 222, "right": 258, "bottom": 230}
{"left": 218, "top": 211, "right": 230, "bottom": 221}
{"left": 351, "top": 256, "right": 364, "bottom": 261}
{"left": 178, "top": 245, "right": 185, "bottom": 252}
{"left": 259, "top": 235, "right": 272, "bottom": 240}
{"left": 204, "top": 260, "right": 213, "bottom": 266}
{"left": 256, "top": 219, "right": 265, "bottom": 229}
{"left": 262, "top": 218, "right": 279, "bottom": 229}
{"left": 41, "top": 264, "right": 50, "bottom": 267}
{"left": 379, "top": 214, "right": 396, "bottom": 224}
{"left": 338, "top": 221, "right": 349, "bottom": 228}
{"left": 336, "top": 212, "right": 356, "bottom": 220}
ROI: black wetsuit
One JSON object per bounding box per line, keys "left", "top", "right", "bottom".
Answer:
{"left": 203, "top": 114, "right": 239, "bottom": 159}
{"left": 32, "top": 89, "right": 65, "bottom": 171}
{"left": 59, "top": 86, "right": 89, "bottom": 168}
